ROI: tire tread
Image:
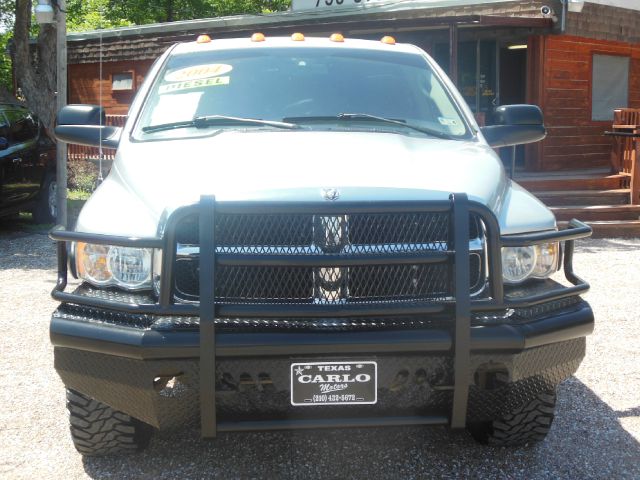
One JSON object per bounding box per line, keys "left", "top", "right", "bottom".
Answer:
{"left": 468, "top": 390, "right": 556, "bottom": 447}
{"left": 66, "top": 389, "right": 153, "bottom": 456}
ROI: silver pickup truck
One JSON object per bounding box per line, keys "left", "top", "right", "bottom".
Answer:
{"left": 51, "top": 34, "right": 593, "bottom": 456}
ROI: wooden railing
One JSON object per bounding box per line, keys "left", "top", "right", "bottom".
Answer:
{"left": 610, "top": 108, "right": 640, "bottom": 205}
{"left": 66, "top": 114, "right": 127, "bottom": 163}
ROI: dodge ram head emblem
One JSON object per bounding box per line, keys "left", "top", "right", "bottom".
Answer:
{"left": 321, "top": 188, "right": 340, "bottom": 201}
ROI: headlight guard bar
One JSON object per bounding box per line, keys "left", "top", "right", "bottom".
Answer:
{"left": 50, "top": 195, "right": 591, "bottom": 317}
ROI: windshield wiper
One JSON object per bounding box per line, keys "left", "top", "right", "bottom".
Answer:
{"left": 142, "top": 115, "right": 300, "bottom": 133}
{"left": 282, "top": 113, "right": 455, "bottom": 140}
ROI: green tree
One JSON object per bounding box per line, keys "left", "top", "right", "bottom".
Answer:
{"left": 66, "top": 0, "right": 293, "bottom": 28}
{"left": 105, "top": 0, "right": 216, "bottom": 24}
{"left": 0, "top": 32, "right": 12, "bottom": 94}
{"left": 0, "top": 0, "right": 14, "bottom": 30}
{"left": 66, "top": 0, "right": 133, "bottom": 32}
{"left": 13, "top": 0, "right": 57, "bottom": 129}
{"left": 213, "top": 0, "right": 291, "bottom": 17}
{"left": 0, "top": 0, "right": 15, "bottom": 99}
{"left": 3, "top": 0, "right": 292, "bottom": 132}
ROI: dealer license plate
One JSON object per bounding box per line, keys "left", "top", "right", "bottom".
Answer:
{"left": 290, "top": 361, "right": 377, "bottom": 406}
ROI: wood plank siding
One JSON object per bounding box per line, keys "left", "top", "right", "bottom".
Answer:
{"left": 536, "top": 35, "right": 640, "bottom": 171}
{"left": 68, "top": 60, "right": 154, "bottom": 115}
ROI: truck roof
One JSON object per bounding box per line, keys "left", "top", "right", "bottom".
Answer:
{"left": 171, "top": 35, "right": 423, "bottom": 56}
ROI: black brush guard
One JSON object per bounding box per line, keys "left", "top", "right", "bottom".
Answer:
{"left": 49, "top": 194, "right": 592, "bottom": 437}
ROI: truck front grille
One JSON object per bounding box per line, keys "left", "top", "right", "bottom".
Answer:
{"left": 172, "top": 211, "right": 485, "bottom": 304}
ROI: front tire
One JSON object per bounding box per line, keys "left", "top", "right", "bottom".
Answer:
{"left": 32, "top": 174, "right": 57, "bottom": 224}
{"left": 467, "top": 390, "right": 556, "bottom": 446}
{"left": 66, "top": 389, "right": 153, "bottom": 456}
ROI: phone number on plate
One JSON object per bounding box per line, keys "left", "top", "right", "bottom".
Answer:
{"left": 312, "top": 394, "right": 357, "bottom": 402}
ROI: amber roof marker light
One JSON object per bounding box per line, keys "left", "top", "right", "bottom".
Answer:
{"left": 196, "top": 34, "right": 211, "bottom": 43}
{"left": 251, "top": 33, "right": 265, "bottom": 42}
{"left": 291, "top": 32, "right": 305, "bottom": 41}
{"left": 330, "top": 33, "right": 345, "bottom": 42}
{"left": 380, "top": 35, "right": 396, "bottom": 45}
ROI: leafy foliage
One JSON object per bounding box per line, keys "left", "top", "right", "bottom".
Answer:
{"left": 106, "top": 0, "right": 216, "bottom": 24}
{"left": 0, "top": 0, "right": 14, "bottom": 97}
{"left": 0, "top": 31, "right": 12, "bottom": 93}
{"left": 66, "top": 0, "right": 134, "bottom": 32}
{"left": 213, "top": 0, "right": 291, "bottom": 16}
{"left": 66, "top": 0, "right": 291, "bottom": 28}
{"left": 0, "top": 0, "right": 14, "bottom": 31}
{"left": 68, "top": 159, "right": 100, "bottom": 192}
{"left": 0, "top": 0, "right": 291, "bottom": 126}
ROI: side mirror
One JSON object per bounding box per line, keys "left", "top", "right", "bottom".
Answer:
{"left": 57, "top": 104, "right": 106, "bottom": 125}
{"left": 54, "top": 105, "right": 121, "bottom": 149}
{"left": 480, "top": 104, "right": 546, "bottom": 148}
{"left": 0, "top": 137, "right": 8, "bottom": 150}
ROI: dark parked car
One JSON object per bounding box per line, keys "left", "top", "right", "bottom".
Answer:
{"left": 0, "top": 103, "right": 56, "bottom": 223}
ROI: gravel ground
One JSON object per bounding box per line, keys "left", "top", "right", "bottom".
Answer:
{"left": 0, "top": 220, "right": 638, "bottom": 479}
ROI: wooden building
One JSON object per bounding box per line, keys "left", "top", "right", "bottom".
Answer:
{"left": 64, "top": 0, "right": 640, "bottom": 235}
{"left": 65, "top": 0, "right": 640, "bottom": 171}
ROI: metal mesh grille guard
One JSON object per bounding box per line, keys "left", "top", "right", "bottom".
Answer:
{"left": 175, "top": 262, "right": 454, "bottom": 304}
{"left": 169, "top": 200, "right": 465, "bottom": 318}
{"left": 175, "top": 211, "right": 481, "bottom": 251}
{"left": 172, "top": 211, "right": 484, "bottom": 304}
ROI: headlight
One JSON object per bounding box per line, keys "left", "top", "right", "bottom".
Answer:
{"left": 108, "top": 247, "right": 152, "bottom": 288}
{"left": 501, "top": 242, "right": 559, "bottom": 285}
{"left": 501, "top": 246, "right": 536, "bottom": 284}
{"left": 76, "top": 242, "right": 154, "bottom": 290}
{"left": 532, "top": 242, "right": 559, "bottom": 278}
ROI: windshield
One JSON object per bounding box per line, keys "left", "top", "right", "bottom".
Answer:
{"left": 133, "top": 46, "right": 470, "bottom": 140}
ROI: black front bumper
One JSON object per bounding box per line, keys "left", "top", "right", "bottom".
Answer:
{"left": 50, "top": 194, "right": 594, "bottom": 435}
{"left": 51, "top": 300, "right": 593, "bottom": 431}
{"left": 51, "top": 299, "right": 593, "bottom": 360}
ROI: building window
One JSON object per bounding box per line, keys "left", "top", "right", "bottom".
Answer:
{"left": 434, "top": 40, "right": 497, "bottom": 118}
{"left": 592, "top": 54, "right": 629, "bottom": 121}
{"left": 112, "top": 71, "right": 134, "bottom": 91}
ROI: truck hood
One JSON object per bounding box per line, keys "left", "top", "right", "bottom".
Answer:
{"left": 76, "top": 130, "right": 554, "bottom": 236}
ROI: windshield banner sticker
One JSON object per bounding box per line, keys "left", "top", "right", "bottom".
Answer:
{"left": 159, "top": 76, "right": 230, "bottom": 94}
{"left": 165, "top": 63, "right": 233, "bottom": 82}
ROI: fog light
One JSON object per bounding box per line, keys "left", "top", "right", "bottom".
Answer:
{"left": 501, "top": 246, "right": 536, "bottom": 284}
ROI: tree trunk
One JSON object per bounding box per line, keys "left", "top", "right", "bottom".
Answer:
{"left": 166, "top": 0, "right": 174, "bottom": 22}
{"left": 14, "top": 0, "right": 58, "bottom": 138}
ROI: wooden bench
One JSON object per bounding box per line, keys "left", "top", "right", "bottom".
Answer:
{"left": 609, "top": 109, "right": 640, "bottom": 205}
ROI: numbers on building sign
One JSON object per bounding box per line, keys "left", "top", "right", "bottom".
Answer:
{"left": 315, "top": 0, "right": 367, "bottom": 7}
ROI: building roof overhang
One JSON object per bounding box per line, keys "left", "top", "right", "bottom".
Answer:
{"left": 65, "top": 1, "right": 555, "bottom": 64}
{"left": 67, "top": 3, "right": 552, "bottom": 43}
